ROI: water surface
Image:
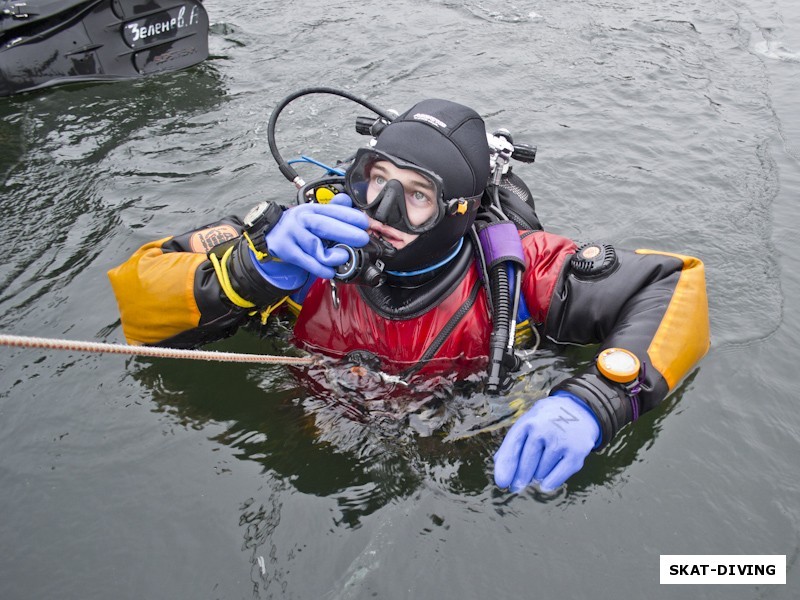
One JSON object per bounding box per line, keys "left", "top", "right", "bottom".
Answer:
{"left": 1, "top": 0, "right": 799, "bottom": 598}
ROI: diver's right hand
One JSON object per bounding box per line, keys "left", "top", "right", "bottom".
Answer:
{"left": 252, "top": 194, "right": 370, "bottom": 287}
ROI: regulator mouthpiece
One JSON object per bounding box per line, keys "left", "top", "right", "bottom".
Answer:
{"left": 333, "top": 238, "right": 398, "bottom": 287}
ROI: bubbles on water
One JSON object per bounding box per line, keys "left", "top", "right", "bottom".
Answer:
{"left": 435, "top": 0, "right": 542, "bottom": 23}
{"left": 752, "top": 40, "right": 800, "bottom": 62}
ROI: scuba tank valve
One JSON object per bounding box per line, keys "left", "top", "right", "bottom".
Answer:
{"left": 487, "top": 129, "right": 537, "bottom": 184}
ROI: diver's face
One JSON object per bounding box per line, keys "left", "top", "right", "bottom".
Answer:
{"left": 363, "top": 160, "right": 441, "bottom": 250}
{"left": 366, "top": 161, "right": 439, "bottom": 227}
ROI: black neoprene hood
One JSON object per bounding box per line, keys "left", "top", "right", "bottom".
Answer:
{"left": 374, "top": 99, "right": 490, "bottom": 201}
{"left": 366, "top": 98, "right": 491, "bottom": 272}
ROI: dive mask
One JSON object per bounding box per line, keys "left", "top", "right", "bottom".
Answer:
{"left": 346, "top": 148, "right": 458, "bottom": 235}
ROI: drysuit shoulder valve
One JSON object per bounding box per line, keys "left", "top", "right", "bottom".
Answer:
{"left": 571, "top": 243, "right": 619, "bottom": 279}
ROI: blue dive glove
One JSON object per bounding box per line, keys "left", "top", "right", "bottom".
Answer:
{"left": 493, "top": 391, "right": 601, "bottom": 493}
{"left": 252, "top": 194, "right": 369, "bottom": 289}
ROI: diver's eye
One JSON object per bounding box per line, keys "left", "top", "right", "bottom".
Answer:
{"left": 372, "top": 175, "right": 387, "bottom": 187}
{"left": 410, "top": 190, "right": 432, "bottom": 205}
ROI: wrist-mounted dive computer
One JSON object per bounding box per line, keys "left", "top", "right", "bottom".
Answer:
{"left": 242, "top": 201, "right": 284, "bottom": 261}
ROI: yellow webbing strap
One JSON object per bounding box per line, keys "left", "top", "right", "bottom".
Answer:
{"left": 286, "top": 297, "right": 303, "bottom": 317}
{"left": 515, "top": 318, "right": 534, "bottom": 346}
{"left": 209, "top": 245, "right": 289, "bottom": 324}
{"left": 258, "top": 296, "right": 287, "bottom": 324}
{"left": 242, "top": 231, "right": 271, "bottom": 262}
{"left": 209, "top": 246, "right": 256, "bottom": 309}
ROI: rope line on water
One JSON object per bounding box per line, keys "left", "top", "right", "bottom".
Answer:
{"left": 0, "top": 333, "right": 315, "bottom": 366}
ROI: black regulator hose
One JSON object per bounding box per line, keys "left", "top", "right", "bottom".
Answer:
{"left": 483, "top": 183, "right": 524, "bottom": 394}
{"left": 486, "top": 262, "right": 519, "bottom": 394}
{"left": 267, "top": 87, "right": 396, "bottom": 186}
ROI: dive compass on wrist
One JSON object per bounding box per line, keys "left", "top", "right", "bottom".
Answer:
{"left": 596, "top": 347, "right": 644, "bottom": 421}
{"left": 596, "top": 347, "right": 640, "bottom": 384}
{"left": 242, "top": 201, "right": 283, "bottom": 261}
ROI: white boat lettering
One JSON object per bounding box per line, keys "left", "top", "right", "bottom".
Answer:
{"left": 126, "top": 5, "right": 199, "bottom": 43}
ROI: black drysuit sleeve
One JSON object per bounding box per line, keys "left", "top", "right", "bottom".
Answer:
{"left": 545, "top": 248, "right": 710, "bottom": 447}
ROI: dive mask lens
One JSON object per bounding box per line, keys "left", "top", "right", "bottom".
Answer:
{"left": 345, "top": 148, "right": 445, "bottom": 234}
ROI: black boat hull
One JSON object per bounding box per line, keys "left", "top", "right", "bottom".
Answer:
{"left": 0, "top": 0, "right": 209, "bottom": 96}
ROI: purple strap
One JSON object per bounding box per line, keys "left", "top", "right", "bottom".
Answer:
{"left": 628, "top": 362, "right": 647, "bottom": 421}
{"left": 630, "top": 393, "right": 641, "bottom": 421}
{"left": 477, "top": 222, "right": 525, "bottom": 270}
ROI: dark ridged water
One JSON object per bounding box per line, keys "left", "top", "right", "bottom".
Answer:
{"left": 1, "top": 0, "right": 798, "bottom": 598}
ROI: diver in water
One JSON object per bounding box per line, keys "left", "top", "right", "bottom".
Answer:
{"left": 108, "top": 96, "right": 709, "bottom": 493}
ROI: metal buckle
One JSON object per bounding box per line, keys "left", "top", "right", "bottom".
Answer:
{"left": 2, "top": 3, "right": 29, "bottom": 19}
